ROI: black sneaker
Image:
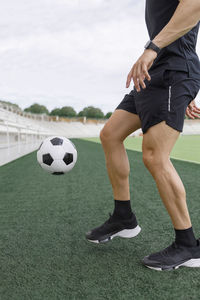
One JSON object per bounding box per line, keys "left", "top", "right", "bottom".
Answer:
{"left": 142, "top": 239, "right": 200, "bottom": 271}
{"left": 86, "top": 213, "right": 141, "bottom": 243}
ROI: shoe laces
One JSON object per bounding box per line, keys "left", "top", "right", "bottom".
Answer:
{"left": 103, "top": 213, "right": 115, "bottom": 227}
{"left": 157, "top": 242, "right": 180, "bottom": 258}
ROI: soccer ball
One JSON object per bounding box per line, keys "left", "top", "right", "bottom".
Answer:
{"left": 37, "top": 136, "right": 77, "bottom": 175}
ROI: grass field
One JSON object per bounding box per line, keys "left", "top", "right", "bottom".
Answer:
{"left": 85, "top": 135, "right": 200, "bottom": 164}
{"left": 0, "top": 139, "right": 200, "bottom": 299}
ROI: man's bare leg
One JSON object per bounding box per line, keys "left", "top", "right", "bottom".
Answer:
{"left": 86, "top": 109, "right": 142, "bottom": 243}
{"left": 142, "top": 121, "right": 191, "bottom": 229}
{"left": 142, "top": 121, "right": 200, "bottom": 271}
{"left": 100, "top": 109, "right": 141, "bottom": 200}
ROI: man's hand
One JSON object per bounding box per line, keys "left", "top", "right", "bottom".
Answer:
{"left": 126, "top": 49, "right": 157, "bottom": 92}
{"left": 185, "top": 100, "right": 200, "bottom": 119}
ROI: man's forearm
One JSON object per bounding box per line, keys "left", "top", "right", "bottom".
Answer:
{"left": 152, "top": 0, "right": 200, "bottom": 49}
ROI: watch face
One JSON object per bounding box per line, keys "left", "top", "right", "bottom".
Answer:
{"left": 145, "top": 40, "right": 151, "bottom": 48}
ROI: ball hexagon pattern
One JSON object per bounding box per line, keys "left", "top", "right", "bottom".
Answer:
{"left": 37, "top": 136, "right": 77, "bottom": 174}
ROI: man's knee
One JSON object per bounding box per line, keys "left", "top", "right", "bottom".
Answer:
{"left": 142, "top": 148, "right": 166, "bottom": 171}
{"left": 143, "top": 149, "right": 154, "bottom": 169}
{"left": 100, "top": 124, "right": 120, "bottom": 144}
{"left": 100, "top": 126, "right": 110, "bottom": 143}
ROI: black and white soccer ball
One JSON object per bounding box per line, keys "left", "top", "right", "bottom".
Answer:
{"left": 37, "top": 136, "right": 77, "bottom": 175}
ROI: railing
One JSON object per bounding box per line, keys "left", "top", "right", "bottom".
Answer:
{"left": 0, "top": 129, "right": 51, "bottom": 166}
{"left": 0, "top": 111, "right": 52, "bottom": 166}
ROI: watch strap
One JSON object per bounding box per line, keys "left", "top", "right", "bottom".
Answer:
{"left": 144, "top": 40, "right": 161, "bottom": 54}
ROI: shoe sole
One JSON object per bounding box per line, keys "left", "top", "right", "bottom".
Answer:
{"left": 87, "top": 225, "right": 141, "bottom": 244}
{"left": 144, "top": 258, "right": 200, "bottom": 271}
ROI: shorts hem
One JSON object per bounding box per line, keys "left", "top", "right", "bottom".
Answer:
{"left": 115, "top": 107, "right": 138, "bottom": 116}
{"left": 143, "top": 119, "right": 182, "bottom": 134}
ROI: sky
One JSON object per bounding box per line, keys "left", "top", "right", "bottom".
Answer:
{"left": 0, "top": 0, "right": 199, "bottom": 114}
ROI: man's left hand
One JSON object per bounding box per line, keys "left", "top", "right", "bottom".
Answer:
{"left": 186, "top": 100, "right": 200, "bottom": 119}
{"left": 126, "top": 49, "right": 157, "bottom": 92}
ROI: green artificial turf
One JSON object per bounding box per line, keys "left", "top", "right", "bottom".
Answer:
{"left": 85, "top": 135, "right": 200, "bottom": 164}
{"left": 0, "top": 139, "right": 200, "bottom": 300}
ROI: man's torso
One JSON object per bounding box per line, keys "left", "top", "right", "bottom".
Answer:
{"left": 145, "top": 0, "right": 200, "bottom": 78}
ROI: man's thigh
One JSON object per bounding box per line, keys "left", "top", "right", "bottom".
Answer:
{"left": 142, "top": 121, "right": 180, "bottom": 156}
{"left": 102, "top": 109, "right": 141, "bottom": 141}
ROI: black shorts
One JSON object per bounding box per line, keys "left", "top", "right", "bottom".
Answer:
{"left": 116, "top": 68, "right": 200, "bottom": 133}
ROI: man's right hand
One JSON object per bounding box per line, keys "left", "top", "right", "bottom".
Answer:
{"left": 186, "top": 100, "right": 200, "bottom": 119}
{"left": 126, "top": 49, "right": 157, "bottom": 92}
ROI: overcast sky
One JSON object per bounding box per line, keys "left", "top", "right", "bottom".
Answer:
{"left": 0, "top": 0, "right": 199, "bottom": 114}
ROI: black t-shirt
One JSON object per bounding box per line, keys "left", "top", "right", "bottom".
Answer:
{"left": 145, "top": 0, "right": 200, "bottom": 78}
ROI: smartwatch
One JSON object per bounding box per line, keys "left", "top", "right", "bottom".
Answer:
{"left": 144, "top": 40, "right": 161, "bottom": 54}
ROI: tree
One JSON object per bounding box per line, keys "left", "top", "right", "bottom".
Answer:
{"left": 50, "top": 108, "right": 61, "bottom": 116}
{"left": 24, "top": 103, "right": 49, "bottom": 114}
{"left": 59, "top": 106, "right": 77, "bottom": 117}
{"left": 78, "top": 110, "right": 84, "bottom": 117}
{"left": 0, "top": 100, "right": 21, "bottom": 110}
{"left": 78, "top": 106, "right": 104, "bottom": 118}
{"left": 105, "top": 112, "right": 112, "bottom": 119}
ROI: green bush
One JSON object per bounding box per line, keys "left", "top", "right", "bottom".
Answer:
{"left": 24, "top": 103, "right": 49, "bottom": 114}
{"left": 59, "top": 106, "right": 77, "bottom": 117}
{"left": 105, "top": 112, "right": 112, "bottom": 119}
{"left": 78, "top": 106, "right": 104, "bottom": 119}
{"left": 50, "top": 108, "right": 61, "bottom": 116}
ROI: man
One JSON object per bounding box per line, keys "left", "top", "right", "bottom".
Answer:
{"left": 86, "top": 0, "right": 200, "bottom": 271}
